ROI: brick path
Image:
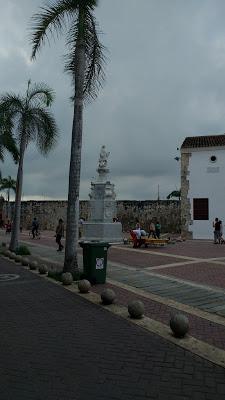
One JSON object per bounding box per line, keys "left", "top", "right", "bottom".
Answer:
{"left": 1, "top": 258, "right": 225, "bottom": 399}
{"left": 156, "top": 262, "right": 225, "bottom": 289}
{"left": 92, "top": 281, "right": 225, "bottom": 351}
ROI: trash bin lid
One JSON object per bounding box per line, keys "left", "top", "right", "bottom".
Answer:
{"left": 79, "top": 241, "right": 110, "bottom": 248}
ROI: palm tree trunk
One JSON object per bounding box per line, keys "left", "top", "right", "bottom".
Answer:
{"left": 9, "top": 137, "right": 26, "bottom": 251}
{"left": 63, "top": 32, "right": 86, "bottom": 273}
{"left": 7, "top": 188, "right": 10, "bottom": 219}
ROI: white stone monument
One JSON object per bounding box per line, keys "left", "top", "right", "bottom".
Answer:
{"left": 82, "top": 146, "right": 123, "bottom": 243}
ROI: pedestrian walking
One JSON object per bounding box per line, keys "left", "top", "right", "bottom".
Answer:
{"left": 213, "top": 217, "right": 221, "bottom": 244}
{"left": 55, "top": 218, "right": 64, "bottom": 251}
{"left": 155, "top": 221, "right": 161, "bottom": 239}
{"left": 31, "top": 217, "right": 39, "bottom": 238}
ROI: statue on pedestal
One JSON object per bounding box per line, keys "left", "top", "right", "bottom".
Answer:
{"left": 98, "top": 145, "right": 110, "bottom": 170}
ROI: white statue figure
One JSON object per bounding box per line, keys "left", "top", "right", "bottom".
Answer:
{"left": 98, "top": 145, "right": 110, "bottom": 169}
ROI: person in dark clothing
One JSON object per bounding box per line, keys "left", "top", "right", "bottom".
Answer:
{"left": 56, "top": 218, "right": 64, "bottom": 251}
{"left": 213, "top": 217, "right": 221, "bottom": 244}
{"left": 31, "top": 217, "right": 39, "bottom": 238}
{"left": 155, "top": 221, "right": 161, "bottom": 239}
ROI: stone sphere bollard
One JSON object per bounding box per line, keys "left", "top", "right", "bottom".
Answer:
{"left": 15, "top": 255, "right": 22, "bottom": 263}
{"left": 78, "top": 279, "right": 91, "bottom": 293}
{"left": 1, "top": 248, "right": 8, "bottom": 256}
{"left": 128, "top": 300, "right": 145, "bottom": 319}
{"left": 170, "top": 313, "right": 189, "bottom": 338}
{"left": 21, "top": 257, "right": 29, "bottom": 266}
{"left": 9, "top": 252, "right": 16, "bottom": 259}
{"left": 61, "top": 272, "right": 73, "bottom": 286}
{"left": 30, "top": 261, "right": 38, "bottom": 270}
{"left": 101, "top": 288, "right": 116, "bottom": 305}
{"left": 39, "top": 264, "right": 48, "bottom": 275}
{"left": 5, "top": 250, "right": 11, "bottom": 258}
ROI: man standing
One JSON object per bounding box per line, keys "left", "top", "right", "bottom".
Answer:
{"left": 213, "top": 218, "right": 221, "bottom": 244}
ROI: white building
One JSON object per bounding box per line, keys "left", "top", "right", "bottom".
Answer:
{"left": 181, "top": 134, "right": 225, "bottom": 239}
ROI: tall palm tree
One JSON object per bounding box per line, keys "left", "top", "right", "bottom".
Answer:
{"left": 0, "top": 80, "right": 58, "bottom": 251}
{"left": 31, "top": 0, "right": 106, "bottom": 273}
{"left": 0, "top": 176, "right": 16, "bottom": 218}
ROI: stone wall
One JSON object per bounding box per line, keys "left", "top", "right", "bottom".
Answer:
{"left": 3, "top": 199, "right": 180, "bottom": 233}
{"left": 180, "top": 152, "right": 192, "bottom": 238}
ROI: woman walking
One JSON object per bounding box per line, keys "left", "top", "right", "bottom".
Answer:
{"left": 56, "top": 219, "right": 64, "bottom": 252}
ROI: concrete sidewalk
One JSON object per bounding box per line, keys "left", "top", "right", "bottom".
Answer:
{"left": 1, "top": 256, "right": 225, "bottom": 399}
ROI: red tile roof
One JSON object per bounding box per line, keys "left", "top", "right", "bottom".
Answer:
{"left": 181, "top": 134, "right": 225, "bottom": 148}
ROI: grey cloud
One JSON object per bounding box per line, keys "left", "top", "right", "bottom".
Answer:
{"left": 1, "top": 0, "right": 225, "bottom": 200}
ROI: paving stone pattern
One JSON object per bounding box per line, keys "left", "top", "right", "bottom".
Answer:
{"left": 157, "top": 262, "right": 225, "bottom": 289}
{"left": 1, "top": 258, "right": 225, "bottom": 400}
{"left": 92, "top": 282, "right": 225, "bottom": 351}
{"left": 108, "top": 266, "right": 225, "bottom": 317}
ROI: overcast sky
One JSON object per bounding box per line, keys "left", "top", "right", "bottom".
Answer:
{"left": 1, "top": 0, "right": 225, "bottom": 200}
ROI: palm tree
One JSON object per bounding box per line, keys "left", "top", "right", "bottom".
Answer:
{"left": 0, "top": 176, "right": 16, "bottom": 218}
{"left": 0, "top": 80, "right": 58, "bottom": 251}
{"left": 31, "top": 0, "right": 106, "bottom": 273}
{"left": 167, "top": 190, "right": 181, "bottom": 200}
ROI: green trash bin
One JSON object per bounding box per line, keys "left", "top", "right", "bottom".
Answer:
{"left": 79, "top": 241, "right": 111, "bottom": 284}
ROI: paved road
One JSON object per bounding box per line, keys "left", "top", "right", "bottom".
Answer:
{"left": 1, "top": 258, "right": 225, "bottom": 399}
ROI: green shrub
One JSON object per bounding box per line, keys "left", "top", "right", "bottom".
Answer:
{"left": 72, "top": 271, "right": 81, "bottom": 281}
{"left": 47, "top": 270, "right": 63, "bottom": 281}
{"left": 47, "top": 269, "right": 80, "bottom": 282}
{"left": 15, "top": 245, "right": 31, "bottom": 256}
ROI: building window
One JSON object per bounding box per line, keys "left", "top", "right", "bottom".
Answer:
{"left": 193, "top": 198, "right": 209, "bottom": 220}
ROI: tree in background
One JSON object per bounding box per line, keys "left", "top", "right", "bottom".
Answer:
{"left": 31, "top": 0, "right": 106, "bottom": 274}
{"left": 167, "top": 190, "right": 181, "bottom": 200}
{"left": 0, "top": 80, "right": 58, "bottom": 251}
{"left": 0, "top": 176, "right": 16, "bottom": 219}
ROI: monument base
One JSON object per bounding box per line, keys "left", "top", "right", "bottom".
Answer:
{"left": 82, "top": 222, "right": 123, "bottom": 243}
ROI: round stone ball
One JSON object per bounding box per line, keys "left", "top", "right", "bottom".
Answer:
{"left": 5, "top": 250, "right": 12, "bottom": 258}
{"left": 170, "top": 313, "right": 189, "bottom": 338}
{"left": 61, "top": 272, "right": 73, "bottom": 286}
{"left": 38, "top": 264, "right": 48, "bottom": 274}
{"left": 101, "top": 288, "right": 116, "bottom": 305}
{"left": 15, "top": 255, "right": 22, "bottom": 263}
{"left": 128, "top": 300, "right": 145, "bottom": 319}
{"left": 9, "top": 252, "right": 16, "bottom": 259}
{"left": 30, "top": 261, "right": 38, "bottom": 270}
{"left": 21, "top": 257, "right": 29, "bottom": 266}
{"left": 78, "top": 279, "right": 91, "bottom": 293}
{"left": 1, "top": 248, "right": 8, "bottom": 256}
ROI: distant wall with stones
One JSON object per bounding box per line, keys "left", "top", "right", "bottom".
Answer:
{"left": 3, "top": 199, "right": 180, "bottom": 233}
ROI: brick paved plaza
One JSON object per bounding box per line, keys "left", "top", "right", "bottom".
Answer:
{"left": 1, "top": 231, "right": 225, "bottom": 399}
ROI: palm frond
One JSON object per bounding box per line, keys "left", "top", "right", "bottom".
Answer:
{"left": 0, "top": 94, "right": 24, "bottom": 114}
{"left": 27, "top": 107, "right": 58, "bottom": 155}
{"left": 0, "top": 100, "right": 21, "bottom": 163}
{"left": 0, "top": 176, "right": 16, "bottom": 192}
{"left": 28, "top": 82, "right": 55, "bottom": 107}
{"left": 30, "top": 0, "right": 78, "bottom": 59}
{"left": 64, "top": 8, "right": 106, "bottom": 103}
{"left": 0, "top": 133, "right": 19, "bottom": 163}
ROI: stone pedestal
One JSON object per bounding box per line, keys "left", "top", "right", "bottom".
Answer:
{"left": 82, "top": 146, "right": 123, "bottom": 243}
{"left": 82, "top": 222, "right": 122, "bottom": 243}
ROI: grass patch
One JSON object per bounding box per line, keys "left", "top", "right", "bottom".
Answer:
{"left": 15, "top": 245, "right": 31, "bottom": 256}
{"left": 47, "top": 270, "right": 63, "bottom": 281}
{"left": 47, "top": 269, "right": 81, "bottom": 282}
